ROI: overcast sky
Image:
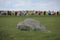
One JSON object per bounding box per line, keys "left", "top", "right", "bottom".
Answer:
{"left": 0, "top": 0, "right": 60, "bottom": 11}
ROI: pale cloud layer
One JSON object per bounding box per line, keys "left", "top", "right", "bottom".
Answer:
{"left": 0, "top": 0, "right": 60, "bottom": 11}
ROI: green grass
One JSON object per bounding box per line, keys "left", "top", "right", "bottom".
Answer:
{"left": 0, "top": 15, "right": 60, "bottom": 40}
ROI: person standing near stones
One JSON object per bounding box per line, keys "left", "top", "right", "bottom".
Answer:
{"left": 0, "top": 11, "right": 1, "bottom": 15}
{"left": 7, "top": 11, "right": 11, "bottom": 15}
{"left": 15, "top": 11, "right": 17, "bottom": 16}
{"left": 44, "top": 11, "right": 46, "bottom": 15}
{"left": 57, "top": 11, "right": 59, "bottom": 15}
{"left": 48, "top": 11, "right": 51, "bottom": 15}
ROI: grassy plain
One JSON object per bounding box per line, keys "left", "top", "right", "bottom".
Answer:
{"left": 0, "top": 15, "right": 60, "bottom": 40}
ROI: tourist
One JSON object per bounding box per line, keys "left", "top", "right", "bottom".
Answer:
{"left": 48, "top": 11, "right": 51, "bottom": 15}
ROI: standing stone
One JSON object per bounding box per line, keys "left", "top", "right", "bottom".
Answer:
{"left": 17, "top": 18, "right": 48, "bottom": 32}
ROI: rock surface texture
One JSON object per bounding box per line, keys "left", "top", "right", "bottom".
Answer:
{"left": 17, "top": 18, "right": 48, "bottom": 32}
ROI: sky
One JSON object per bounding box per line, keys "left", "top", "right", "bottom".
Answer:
{"left": 0, "top": 0, "right": 60, "bottom": 11}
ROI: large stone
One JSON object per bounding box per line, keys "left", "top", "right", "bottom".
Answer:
{"left": 17, "top": 18, "right": 48, "bottom": 32}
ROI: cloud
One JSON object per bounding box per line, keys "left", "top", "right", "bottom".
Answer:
{"left": 0, "top": 0, "right": 60, "bottom": 11}
{"left": 30, "top": 0, "right": 60, "bottom": 11}
{"left": 14, "top": 1, "right": 28, "bottom": 7}
{"left": 5, "top": 0, "right": 11, "bottom": 5}
{"left": 0, "top": 0, "right": 12, "bottom": 8}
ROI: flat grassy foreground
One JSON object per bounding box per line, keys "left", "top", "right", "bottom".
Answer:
{"left": 0, "top": 15, "right": 60, "bottom": 40}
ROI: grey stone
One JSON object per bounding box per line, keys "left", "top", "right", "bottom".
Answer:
{"left": 17, "top": 18, "right": 48, "bottom": 32}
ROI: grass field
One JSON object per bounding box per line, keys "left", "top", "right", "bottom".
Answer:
{"left": 0, "top": 15, "right": 60, "bottom": 40}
